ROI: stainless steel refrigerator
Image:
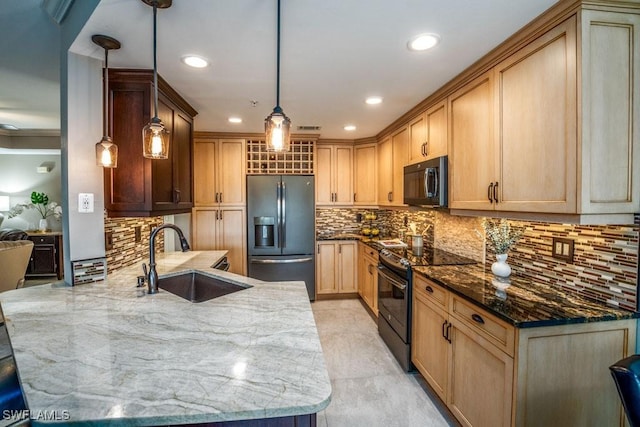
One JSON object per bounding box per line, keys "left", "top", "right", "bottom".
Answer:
{"left": 247, "top": 175, "right": 316, "bottom": 300}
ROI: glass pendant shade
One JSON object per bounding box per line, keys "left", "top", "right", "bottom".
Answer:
{"left": 92, "top": 34, "right": 120, "bottom": 168}
{"left": 96, "top": 136, "right": 118, "bottom": 168}
{"left": 265, "top": 106, "right": 291, "bottom": 152}
{"left": 143, "top": 117, "right": 169, "bottom": 159}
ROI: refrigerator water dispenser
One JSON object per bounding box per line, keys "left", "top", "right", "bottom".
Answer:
{"left": 254, "top": 216, "right": 275, "bottom": 247}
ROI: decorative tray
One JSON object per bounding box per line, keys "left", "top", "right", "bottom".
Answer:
{"left": 377, "top": 239, "right": 408, "bottom": 248}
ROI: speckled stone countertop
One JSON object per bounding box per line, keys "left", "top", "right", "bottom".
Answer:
{"left": 413, "top": 263, "right": 639, "bottom": 328}
{"left": 0, "top": 251, "right": 331, "bottom": 425}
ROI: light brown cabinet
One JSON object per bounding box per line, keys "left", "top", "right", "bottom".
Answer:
{"left": 448, "top": 71, "right": 495, "bottom": 211}
{"left": 377, "top": 128, "right": 408, "bottom": 206}
{"left": 192, "top": 208, "right": 246, "bottom": 275}
{"left": 316, "top": 241, "right": 357, "bottom": 295}
{"left": 353, "top": 143, "right": 377, "bottom": 206}
{"left": 408, "top": 100, "right": 448, "bottom": 165}
{"left": 357, "top": 242, "right": 378, "bottom": 315}
{"left": 316, "top": 144, "right": 353, "bottom": 206}
{"left": 193, "top": 137, "right": 246, "bottom": 207}
{"left": 448, "top": 8, "right": 639, "bottom": 222}
{"left": 412, "top": 273, "right": 635, "bottom": 427}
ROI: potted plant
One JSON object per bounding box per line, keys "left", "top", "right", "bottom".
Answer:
{"left": 9, "top": 192, "right": 62, "bottom": 232}
{"left": 482, "top": 218, "right": 524, "bottom": 277}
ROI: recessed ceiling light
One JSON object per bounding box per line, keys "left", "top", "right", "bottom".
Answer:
{"left": 181, "top": 55, "right": 209, "bottom": 68}
{"left": 344, "top": 125, "right": 356, "bottom": 131}
{"left": 228, "top": 117, "right": 242, "bottom": 124}
{"left": 365, "top": 96, "right": 383, "bottom": 105}
{"left": 407, "top": 33, "right": 440, "bottom": 51}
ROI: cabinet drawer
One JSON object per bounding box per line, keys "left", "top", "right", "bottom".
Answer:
{"left": 450, "top": 295, "right": 515, "bottom": 356}
{"left": 30, "top": 235, "right": 55, "bottom": 245}
{"left": 413, "top": 274, "right": 448, "bottom": 307}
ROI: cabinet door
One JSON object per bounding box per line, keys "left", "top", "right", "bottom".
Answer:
{"left": 580, "top": 10, "right": 640, "bottom": 215}
{"left": 408, "top": 113, "right": 427, "bottom": 164}
{"left": 337, "top": 242, "right": 357, "bottom": 293}
{"left": 449, "top": 71, "right": 495, "bottom": 210}
{"left": 391, "top": 127, "right": 408, "bottom": 206}
{"left": 194, "top": 140, "right": 217, "bottom": 206}
{"left": 315, "top": 146, "right": 334, "bottom": 205}
{"left": 218, "top": 139, "right": 246, "bottom": 206}
{"left": 316, "top": 242, "right": 337, "bottom": 294}
{"left": 495, "top": 17, "right": 577, "bottom": 213}
{"left": 412, "top": 292, "right": 449, "bottom": 402}
{"left": 192, "top": 209, "right": 218, "bottom": 250}
{"left": 218, "top": 208, "right": 246, "bottom": 275}
{"left": 353, "top": 144, "right": 377, "bottom": 205}
{"left": 377, "top": 137, "right": 393, "bottom": 206}
{"left": 425, "top": 100, "right": 447, "bottom": 159}
{"left": 173, "top": 110, "right": 194, "bottom": 208}
{"left": 448, "top": 317, "right": 513, "bottom": 427}
{"left": 334, "top": 146, "right": 353, "bottom": 204}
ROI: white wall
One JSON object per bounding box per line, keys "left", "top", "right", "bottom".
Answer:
{"left": 0, "top": 152, "right": 62, "bottom": 231}
{"left": 64, "top": 52, "right": 106, "bottom": 269}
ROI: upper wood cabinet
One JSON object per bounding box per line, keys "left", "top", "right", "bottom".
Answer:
{"left": 104, "top": 69, "right": 197, "bottom": 217}
{"left": 193, "top": 137, "right": 246, "bottom": 207}
{"left": 353, "top": 143, "right": 377, "bottom": 206}
{"left": 316, "top": 144, "right": 353, "bottom": 206}
{"left": 377, "top": 129, "right": 408, "bottom": 206}
{"left": 408, "top": 100, "right": 448, "bottom": 165}
{"left": 448, "top": 7, "right": 639, "bottom": 222}
{"left": 448, "top": 71, "right": 495, "bottom": 211}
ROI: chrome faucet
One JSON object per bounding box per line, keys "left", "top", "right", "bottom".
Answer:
{"left": 146, "top": 224, "right": 190, "bottom": 294}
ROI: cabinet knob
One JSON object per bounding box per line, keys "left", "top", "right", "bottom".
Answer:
{"left": 488, "top": 182, "right": 494, "bottom": 203}
{"left": 425, "top": 285, "right": 434, "bottom": 293}
{"left": 493, "top": 182, "right": 499, "bottom": 204}
{"left": 388, "top": 191, "right": 392, "bottom": 202}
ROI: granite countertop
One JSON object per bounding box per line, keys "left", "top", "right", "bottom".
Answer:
{"left": 0, "top": 251, "right": 331, "bottom": 425}
{"left": 413, "top": 263, "right": 639, "bottom": 328}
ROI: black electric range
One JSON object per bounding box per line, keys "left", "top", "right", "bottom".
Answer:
{"left": 377, "top": 246, "right": 476, "bottom": 372}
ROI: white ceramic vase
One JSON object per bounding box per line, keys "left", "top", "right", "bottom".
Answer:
{"left": 491, "top": 253, "right": 511, "bottom": 278}
{"left": 38, "top": 218, "right": 48, "bottom": 232}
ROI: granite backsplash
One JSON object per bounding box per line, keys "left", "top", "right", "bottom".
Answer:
{"left": 316, "top": 208, "right": 639, "bottom": 311}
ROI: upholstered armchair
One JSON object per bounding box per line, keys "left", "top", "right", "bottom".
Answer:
{"left": 0, "top": 240, "right": 34, "bottom": 292}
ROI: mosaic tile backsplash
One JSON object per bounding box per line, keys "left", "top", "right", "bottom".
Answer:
{"left": 316, "top": 208, "right": 639, "bottom": 311}
{"left": 104, "top": 215, "right": 164, "bottom": 274}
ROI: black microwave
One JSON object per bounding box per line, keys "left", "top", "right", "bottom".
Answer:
{"left": 403, "top": 156, "right": 448, "bottom": 207}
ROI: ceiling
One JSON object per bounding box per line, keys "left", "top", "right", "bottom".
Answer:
{"left": 3, "top": 0, "right": 560, "bottom": 140}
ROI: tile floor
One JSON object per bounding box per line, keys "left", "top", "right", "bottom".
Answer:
{"left": 312, "top": 299, "right": 458, "bottom": 427}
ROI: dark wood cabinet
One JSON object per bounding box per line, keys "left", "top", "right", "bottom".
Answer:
{"left": 105, "top": 69, "right": 197, "bottom": 217}
{"left": 25, "top": 233, "right": 63, "bottom": 280}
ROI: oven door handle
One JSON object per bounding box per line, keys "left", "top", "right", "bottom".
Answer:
{"left": 377, "top": 266, "right": 407, "bottom": 291}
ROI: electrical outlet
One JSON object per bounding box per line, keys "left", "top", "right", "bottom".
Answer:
{"left": 552, "top": 237, "right": 574, "bottom": 263}
{"left": 78, "top": 193, "right": 94, "bottom": 213}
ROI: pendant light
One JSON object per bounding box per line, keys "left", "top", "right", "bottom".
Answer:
{"left": 142, "top": 0, "right": 172, "bottom": 159}
{"left": 92, "top": 34, "right": 121, "bottom": 168}
{"left": 265, "top": 0, "right": 291, "bottom": 152}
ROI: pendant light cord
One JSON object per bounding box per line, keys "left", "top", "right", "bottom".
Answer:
{"left": 275, "top": 0, "right": 281, "bottom": 109}
{"left": 103, "top": 48, "right": 109, "bottom": 136}
{"left": 152, "top": 1, "right": 159, "bottom": 119}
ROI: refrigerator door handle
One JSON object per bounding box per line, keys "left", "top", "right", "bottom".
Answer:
{"left": 281, "top": 182, "right": 286, "bottom": 248}
{"left": 250, "top": 257, "right": 313, "bottom": 264}
{"left": 276, "top": 182, "right": 282, "bottom": 248}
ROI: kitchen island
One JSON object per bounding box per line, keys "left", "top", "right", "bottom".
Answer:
{"left": 0, "top": 251, "right": 331, "bottom": 426}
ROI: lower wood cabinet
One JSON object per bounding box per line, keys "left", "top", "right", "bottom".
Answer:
{"left": 25, "top": 233, "right": 63, "bottom": 280}
{"left": 412, "top": 273, "right": 635, "bottom": 427}
{"left": 192, "top": 208, "right": 246, "bottom": 275}
{"left": 357, "top": 242, "right": 378, "bottom": 315}
{"left": 316, "top": 241, "right": 357, "bottom": 295}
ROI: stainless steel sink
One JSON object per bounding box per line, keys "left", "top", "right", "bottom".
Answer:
{"left": 158, "top": 271, "right": 250, "bottom": 303}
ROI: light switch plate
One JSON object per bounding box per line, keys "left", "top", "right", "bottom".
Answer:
{"left": 552, "top": 237, "right": 574, "bottom": 263}
{"left": 78, "top": 193, "right": 94, "bottom": 213}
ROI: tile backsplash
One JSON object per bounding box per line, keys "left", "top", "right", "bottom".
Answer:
{"left": 316, "top": 208, "right": 639, "bottom": 311}
{"left": 104, "top": 215, "right": 164, "bottom": 274}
